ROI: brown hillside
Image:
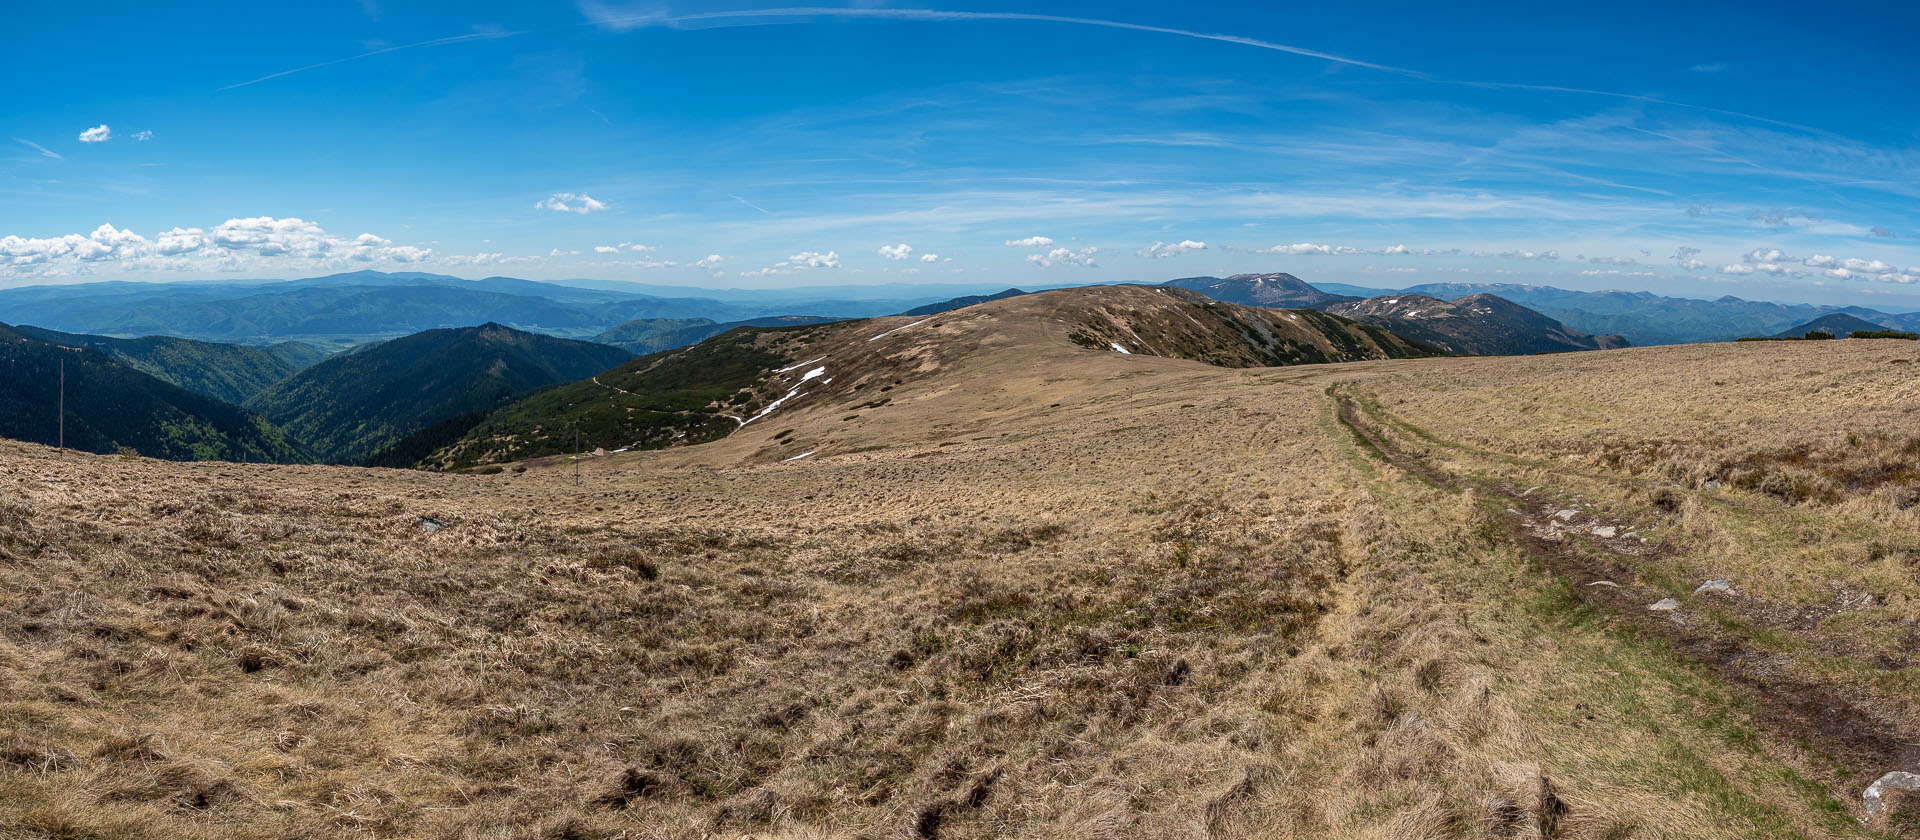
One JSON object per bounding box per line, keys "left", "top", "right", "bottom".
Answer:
{"left": 1, "top": 335, "right": 1916, "bottom": 838}
{"left": 427, "top": 284, "right": 1429, "bottom": 469}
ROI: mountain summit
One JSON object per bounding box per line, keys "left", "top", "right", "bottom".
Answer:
{"left": 1159, "top": 273, "right": 1358, "bottom": 309}
{"left": 1327, "top": 293, "right": 1629, "bottom": 355}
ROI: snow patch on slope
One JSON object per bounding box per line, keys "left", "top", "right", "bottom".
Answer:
{"left": 868, "top": 319, "right": 929, "bottom": 342}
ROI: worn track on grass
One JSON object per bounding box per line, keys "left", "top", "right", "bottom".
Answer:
{"left": 1333, "top": 385, "right": 1920, "bottom": 820}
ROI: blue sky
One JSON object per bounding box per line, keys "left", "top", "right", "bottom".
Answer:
{"left": 4, "top": 0, "right": 1918, "bottom": 306}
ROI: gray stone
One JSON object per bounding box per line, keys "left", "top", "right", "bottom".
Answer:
{"left": 1694, "top": 579, "right": 1736, "bottom": 596}
{"left": 1592, "top": 525, "right": 1618, "bottom": 538}
{"left": 1553, "top": 509, "right": 1579, "bottom": 521}
{"left": 1864, "top": 771, "right": 1920, "bottom": 820}
{"left": 415, "top": 516, "right": 447, "bottom": 533}
{"left": 1647, "top": 598, "right": 1681, "bottom": 612}
{"left": 1703, "top": 479, "right": 1724, "bottom": 490}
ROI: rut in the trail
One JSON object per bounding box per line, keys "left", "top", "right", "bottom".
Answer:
{"left": 1332, "top": 387, "right": 1920, "bottom": 822}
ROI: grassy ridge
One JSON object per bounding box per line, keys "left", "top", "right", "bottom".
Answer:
{"left": 425, "top": 325, "right": 818, "bottom": 469}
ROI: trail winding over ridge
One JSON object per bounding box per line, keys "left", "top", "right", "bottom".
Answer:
{"left": 1331, "top": 384, "right": 1920, "bottom": 824}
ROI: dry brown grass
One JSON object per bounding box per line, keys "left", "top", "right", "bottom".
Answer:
{"left": 0, "top": 316, "right": 1907, "bottom": 838}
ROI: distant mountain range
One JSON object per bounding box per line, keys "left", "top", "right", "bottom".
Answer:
{"left": 0, "top": 322, "right": 309, "bottom": 462}
{"left": 1314, "top": 281, "right": 1920, "bottom": 345}
{"left": 1325, "top": 293, "right": 1628, "bottom": 355}
{"left": 0, "top": 270, "right": 995, "bottom": 345}
{"left": 11, "top": 269, "right": 1917, "bottom": 351}
{"left": 245, "top": 323, "right": 633, "bottom": 464}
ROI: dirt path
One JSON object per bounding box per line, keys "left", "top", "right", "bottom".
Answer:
{"left": 591, "top": 375, "right": 633, "bottom": 396}
{"left": 1331, "top": 386, "right": 1920, "bottom": 820}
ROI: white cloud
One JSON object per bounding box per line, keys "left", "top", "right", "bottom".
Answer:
{"left": 1720, "top": 264, "right": 1755, "bottom": 275}
{"left": 535, "top": 192, "right": 608, "bottom": 214}
{"left": 1803, "top": 254, "right": 1836, "bottom": 267}
{"left": 1027, "top": 246, "right": 1097, "bottom": 268}
{"left": 1255, "top": 242, "right": 1362, "bottom": 255}
{"left": 1586, "top": 255, "right": 1636, "bottom": 265}
{"left": 786, "top": 250, "right": 840, "bottom": 269}
{"left": 548, "top": 248, "right": 579, "bottom": 257}
{"left": 131, "top": 130, "right": 153, "bottom": 142}
{"left": 1825, "top": 268, "right": 1852, "bottom": 279}
{"left": 1842, "top": 257, "right": 1893, "bottom": 273}
{"left": 877, "top": 242, "right": 913, "bottom": 261}
{"left": 919, "top": 253, "right": 940, "bottom": 263}
{"left": 1005, "top": 236, "right": 1054, "bottom": 248}
{"left": 1500, "top": 249, "right": 1559, "bottom": 260}
{"left": 695, "top": 254, "right": 725, "bottom": 269}
{"left": 77, "top": 125, "right": 111, "bottom": 143}
{"left": 1138, "top": 239, "right": 1206, "bottom": 259}
{"left": 1381, "top": 244, "right": 1409, "bottom": 255}
{"left": 594, "top": 242, "right": 654, "bottom": 254}
{"left": 0, "top": 216, "right": 433, "bottom": 277}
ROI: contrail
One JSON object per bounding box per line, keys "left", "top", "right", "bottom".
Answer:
{"left": 14, "top": 138, "right": 62, "bottom": 160}
{"left": 220, "top": 30, "right": 521, "bottom": 90}
{"left": 216, "top": 7, "right": 1814, "bottom": 135}
{"left": 623, "top": 7, "right": 1421, "bottom": 76}
{"left": 728, "top": 193, "right": 773, "bottom": 214}
{"left": 220, "top": 7, "right": 1412, "bottom": 92}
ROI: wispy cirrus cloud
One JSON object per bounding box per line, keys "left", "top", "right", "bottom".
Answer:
{"left": 13, "top": 138, "right": 61, "bottom": 160}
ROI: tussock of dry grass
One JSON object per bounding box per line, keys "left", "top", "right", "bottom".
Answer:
{"left": 0, "top": 333, "right": 1905, "bottom": 838}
